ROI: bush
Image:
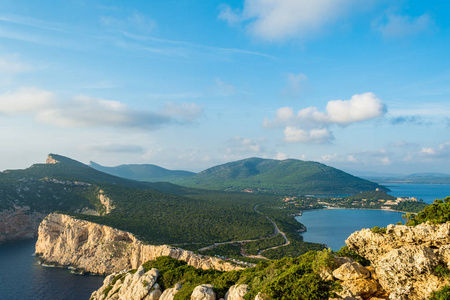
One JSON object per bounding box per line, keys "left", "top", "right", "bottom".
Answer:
{"left": 429, "top": 285, "right": 450, "bottom": 300}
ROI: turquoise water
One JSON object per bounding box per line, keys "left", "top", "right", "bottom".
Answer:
{"left": 296, "top": 184, "right": 450, "bottom": 251}
{"left": 0, "top": 239, "right": 104, "bottom": 300}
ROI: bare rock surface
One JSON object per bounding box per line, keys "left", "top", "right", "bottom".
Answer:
{"left": 35, "top": 213, "right": 242, "bottom": 275}
{"left": 346, "top": 222, "right": 450, "bottom": 300}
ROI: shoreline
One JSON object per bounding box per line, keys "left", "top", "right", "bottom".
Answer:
{"left": 321, "top": 206, "right": 410, "bottom": 215}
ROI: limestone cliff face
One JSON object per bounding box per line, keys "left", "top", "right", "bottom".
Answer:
{"left": 346, "top": 222, "right": 450, "bottom": 300}
{"left": 35, "top": 213, "right": 242, "bottom": 275}
{"left": 0, "top": 207, "right": 45, "bottom": 243}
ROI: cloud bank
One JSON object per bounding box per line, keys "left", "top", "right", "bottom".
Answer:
{"left": 0, "top": 87, "right": 202, "bottom": 129}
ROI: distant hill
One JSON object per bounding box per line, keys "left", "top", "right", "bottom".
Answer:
{"left": 364, "top": 172, "right": 450, "bottom": 185}
{"left": 175, "top": 157, "right": 387, "bottom": 195}
{"left": 89, "top": 161, "right": 195, "bottom": 183}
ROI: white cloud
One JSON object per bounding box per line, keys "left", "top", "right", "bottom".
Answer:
{"left": 0, "top": 87, "right": 53, "bottom": 115}
{"left": 219, "top": 0, "right": 357, "bottom": 41}
{"left": 266, "top": 92, "right": 386, "bottom": 128}
{"left": 228, "top": 136, "right": 262, "bottom": 153}
{"left": 274, "top": 152, "right": 288, "bottom": 160}
{"left": 284, "top": 126, "right": 333, "bottom": 144}
{"left": 264, "top": 92, "right": 386, "bottom": 144}
{"left": 421, "top": 143, "right": 450, "bottom": 158}
{"left": 421, "top": 147, "right": 436, "bottom": 155}
{"left": 325, "top": 93, "right": 386, "bottom": 124}
{"left": 376, "top": 14, "right": 434, "bottom": 38}
{"left": 0, "top": 87, "right": 202, "bottom": 129}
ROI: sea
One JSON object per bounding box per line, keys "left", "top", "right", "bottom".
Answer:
{"left": 0, "top": 239, "right": 104, "bottom": 300}
{"left": 0, "top": 183, "right": 449, "bottom": 299}
{"left": 297, "top": 184, "right": 450, "bottom": 250}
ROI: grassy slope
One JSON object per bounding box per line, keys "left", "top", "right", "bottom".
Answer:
{"left": 175, "top": 157, "right": 387, "bottom": 195}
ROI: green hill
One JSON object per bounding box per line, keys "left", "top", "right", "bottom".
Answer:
{"left": 89, "top": 161, "right": 195, "bottom": 182}
{"left": 175, "top": 157, "right": 388, "bottom": 195}
{"left": 1, "top": 154, "right": 325, "bottom": 256}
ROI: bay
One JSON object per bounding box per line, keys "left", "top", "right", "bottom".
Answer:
{"left": 296, "top": 183, "right": 450, "bottom": 251}
{"left": 296, "top": 209, "right": 403, "bottom": 251}
{"left": 0, "top": 238, "right": 104, "bottom": 300}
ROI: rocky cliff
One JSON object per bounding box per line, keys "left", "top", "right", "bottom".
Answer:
{"left": 91, "top": 264, "right": 252, "bottom": 300}
{"left": 346, "top": 222, "right": 450, "bottom": 300}
{"left": 35, "top": 213, "right": 242, "bottom": 275}
{"left": 0, "top": 206, "right": 45, "bottom": 243}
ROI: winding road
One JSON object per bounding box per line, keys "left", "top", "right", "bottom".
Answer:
{"left": 198, "top": 203, "right": 290, "bottom": 260}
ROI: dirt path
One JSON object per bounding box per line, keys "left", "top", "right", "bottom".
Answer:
{"left": 198, "top": 204, "right": 290, "bottom": 260}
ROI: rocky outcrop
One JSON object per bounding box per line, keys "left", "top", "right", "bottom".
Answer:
{"left": 224, "top": 284, "right": 248, "bottom": 300}
{"left": 191, "top": 284, "right": 216, "bottom": 300}
{"left": 91, "top": 266, "right": 161, "bottom": 300}
{"left": 0, "top": 207, "right": 46, "bottom": 243}
{"left": 35, "top": 213, "right": 242, "bottom": 275}
{"left": 346, "top": 222, "right": 450, "bottom": 300}
{"left": 332, "top": 261, "right": 386, "bottom": 299}
{"left": 98, "top": 190, "right": 115, "bottom": 215}
{"left": 45, "top": 155, "right": 59, "bottom": 164}
{"left": 159, "top": 283, "right": 182, "bottom": 300}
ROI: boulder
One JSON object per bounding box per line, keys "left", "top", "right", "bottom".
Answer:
{"left": 191, "top": 284, "right": 216, "bottom": 300}
{"left": 224, "top": 284, "right": 249, "bottom": 300}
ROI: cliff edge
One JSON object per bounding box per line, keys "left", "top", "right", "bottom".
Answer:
{"left": 35, "top": 213, "right": 242, "bottom": 275}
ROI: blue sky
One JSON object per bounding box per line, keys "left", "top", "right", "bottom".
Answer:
{"left": 0, "top": 0, "right": 449, "bottom": 175}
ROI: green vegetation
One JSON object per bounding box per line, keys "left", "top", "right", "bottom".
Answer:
{"left": 320, "top": 190, "right": 428, "bottom": 213}
{"left": 406, "top": 197, "right": 450, "bottom": 226}
{"left": 255, "top": 202, "right": 326, "bottom": 259}
{"left": 136, "top": 255, "right": 339, "bottom": 300}
{"left": 334, "top": 246, "right": 370, "bottom": 266}
{"left": 243, "top": 234, "right": 286, "bottom": 255}
{"left": 89, "top": 161, "right": 195, "bottom": 182}
{"left": 1, "top": 154, "right": 325, "bottom": 259}
{"left": 175, "top": 157, "right": 387, "bottom": 196}
{"left": 200, "top": 244, "right": 261, "bottom": 264}
{"left": 393, "top": 200, "right": 428, "bottom": 213}
{"left": 370, "top": 226, "right": 387, "bottom": 234}
{"left": 429, "top": 285, "right": 450, "bottom": 300}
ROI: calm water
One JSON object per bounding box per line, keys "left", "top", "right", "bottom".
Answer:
{"left": 296, "top": 184, "right": 450, "bottom": 250}
{"left": 0, "top": 239, "right": 104, "bottom": 300}
{"left": 296, "top": 209, "right": 404, "bottom": 251}
{"left": 386, "top": 183, "right": 450, "bottom": 204}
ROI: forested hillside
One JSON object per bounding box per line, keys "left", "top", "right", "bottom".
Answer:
{"left": 175, "top": 157, "right": 387, "bottom": 195}
{"left": 1, "top": 154, "right": 324, "bottom": 257}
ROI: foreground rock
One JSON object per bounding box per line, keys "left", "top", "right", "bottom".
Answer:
{"left": 35, "top": 213, "right": 242, "bottom": 275}
{"left": 0, "top": 207, "right": 45, "bottom": 243}
{"left": 346, "top": 222, "right": 450, "bottom": 300}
